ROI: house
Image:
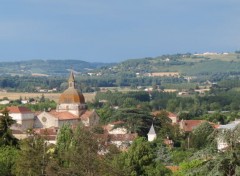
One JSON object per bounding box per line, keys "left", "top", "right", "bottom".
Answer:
{"left": 103, "top": 121, "right": 127, "bottom": 134}
{"left": 0, "top": 100, "right": 10, "bottom": 105}
{"left": 179, "top": 120, "right": 206, "bottom": 132}
{"left": 151, "top": 111, "right": 179, "bottom": 124}
{"left": 21, "top": 100, "right": 29, "bottom": 104}
{"left": 6, "top": 106, "right": 34, "bottom": 130}
{"left": 217, "top": 120, "right": 240, "bottom": 151}
{"left": 101, "top": 121, "right": 138, "bottom": 149}
{"left": 168, "top": 112, "right": 179, "bottom": 124}
{"left": 108, "top": 133, "right": 138, "bottom": 149}
{"left": 164, "top": 137, "right": 174, "bottom": 148}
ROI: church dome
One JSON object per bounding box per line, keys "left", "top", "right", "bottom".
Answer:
{"left": 59, "top": 87, "right": 85, "bottom": 104}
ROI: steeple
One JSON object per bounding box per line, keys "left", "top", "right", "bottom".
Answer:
{"left": 147, "top": 124, "right": 157, "bottom": 142}
{"left": 68, "top": 70, "right": 75, "bottom": 88}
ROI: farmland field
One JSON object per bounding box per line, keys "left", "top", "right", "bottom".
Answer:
{"left": 0, "top": 92, "right": 96, "bottom": 102}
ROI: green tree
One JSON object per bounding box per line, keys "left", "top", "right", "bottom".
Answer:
{"left": 0, "top": 108, "right": 18, "bottom": 146}
{"left": 179, "top": 124, "right": 240, "bottom": 176}
{"left": 0, "top": 146, "right": 19, "bottom": 176}
{"left": 114, "top": 137, "right": 171, "bottom": 176}
{"left": 190, "top": 122, "right": 214, "bottom": 149}
{"left": 111, "top": 108, "right": 154, "bottom": 136}
{"left": 154, "top": 111, "right": 183, "bottom": 147}
{"left": 14, "top": 133, "right": 49, "bottom": 176}
{"left": 96, "top": 103, "right": 114, "bottom": 124}
{"left": 47, "top": 124, "right": 105, "bottom": 176}
{"left": 56, "top": 123, "right": 73, "bottom": 153}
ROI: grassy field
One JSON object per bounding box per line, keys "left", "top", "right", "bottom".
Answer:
{"left": 0, "top": 92, "right": 96, "bottom": 102}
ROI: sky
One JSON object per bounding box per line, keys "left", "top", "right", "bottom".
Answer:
{"left": 0, "top": 0, "right": 240, "bottom": 63}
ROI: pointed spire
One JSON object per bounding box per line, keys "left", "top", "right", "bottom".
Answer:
{"left": 68, "top": 69, "right": 75, "bottom": 88}
{"left": 148, "top": 123, "right": 156, "bottom": 135}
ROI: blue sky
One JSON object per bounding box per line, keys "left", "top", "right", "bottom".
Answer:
{"left": 0, "top": 0, "right": 240, "bottom": 63}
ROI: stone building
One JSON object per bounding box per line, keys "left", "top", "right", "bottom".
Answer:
{"left": 35, "top": 71, "right": 99, "bottom": 129}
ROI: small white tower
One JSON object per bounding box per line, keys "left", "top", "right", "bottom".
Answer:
{"left": 147, "top": 124, "right": 157, "bottom": 142}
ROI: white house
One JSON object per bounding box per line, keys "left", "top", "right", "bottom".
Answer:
{"left": 6, "top": 106, "right": 34, "bottom": 130}
{"left": 0, "top": 100, "right": 10, "bottom": 105}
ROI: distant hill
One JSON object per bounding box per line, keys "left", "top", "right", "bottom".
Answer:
{"left": 2, "top": 53, "right": 240, "bottom": 78}
{"left": 1, "top": 53, "right": 240, "bottom": 91}
{"left": 96, "top": 52, "right": 240, "bottom": 77}
{"left": 0, "top": 60, "right": 114, "bottom": 76}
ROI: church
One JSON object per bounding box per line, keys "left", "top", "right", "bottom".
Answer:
{"left": 35, "top": 71, "right": 99, "bottom": 128}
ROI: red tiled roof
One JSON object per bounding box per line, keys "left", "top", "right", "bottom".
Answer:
{"left": 7, "top": 106, "right": 32, "bottom": 113}
{"left": 180, "top": 120, "right": 206, "bottom": 132}
{"left": 48, "top": 110, "right": 79, "bottom": 120}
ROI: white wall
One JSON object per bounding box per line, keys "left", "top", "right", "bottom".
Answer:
{"left": 148, "top": 134, "right": 157, "bottom": 142}
{"left": 35, "top": 112, "right": 59, "bottom": 128}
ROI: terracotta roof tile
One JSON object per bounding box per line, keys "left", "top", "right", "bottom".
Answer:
{"left": 48, "top": 110, "right": 79, "bottom": 120}
{"left": 7, "top": 106, "right": 32, "bottom": 113}
{"left": 180, "top": 120, "right": 205, "bottom": 132}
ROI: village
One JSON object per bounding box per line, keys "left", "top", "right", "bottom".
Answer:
{"left": 1, "top": 71, "right": 239, "bottom": 175}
